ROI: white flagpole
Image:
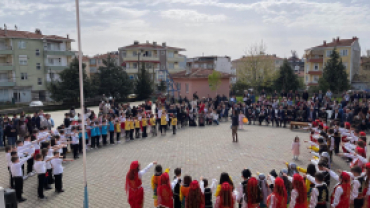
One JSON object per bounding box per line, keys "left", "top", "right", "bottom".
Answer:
{"left": 74, "top": 0, "right": 88, "bottom": 207}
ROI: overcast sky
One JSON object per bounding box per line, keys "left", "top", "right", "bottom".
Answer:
{"left": 1, "top": 0, "right": 370, "bottom": 60}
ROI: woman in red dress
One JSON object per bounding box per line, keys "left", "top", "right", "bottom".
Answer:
{"left": 289, "top": 174, "right": 307, "bottom": 208}
{"left": 157, "top": 172, "right": 173, "bottom": 208}
{"left": 267, "top": 177, "right": 287, "bottom": 208}
{"left": 186, "top": 180, "right": 205, "bottom": 208}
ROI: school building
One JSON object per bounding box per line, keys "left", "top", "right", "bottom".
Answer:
{"left": 0, "top": 26, "right": 75, "bottom": 103}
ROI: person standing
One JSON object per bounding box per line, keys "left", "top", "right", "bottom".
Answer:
{"left": 0, "top": 114, "right": 4, "bottom": 147}
{"left": 231, "top": 109, "right": 239, "bottom": 143}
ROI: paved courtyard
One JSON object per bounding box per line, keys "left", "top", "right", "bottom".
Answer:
{"left": 0, "top": 105, "right": 350, "bottom": 208}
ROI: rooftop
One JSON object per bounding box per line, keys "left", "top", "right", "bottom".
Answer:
{"left": 0, "top": 28, "right": 73, "bottom": 41}
{"left": 232, "top": 54, "right": 284, "bottom": 62}
{"left": 119, "top": 41, "right": 185, "bottom": 51}
{"left": 306, "top": 37, "right": 358, "bottom": 51}
{"left": 171, "top": 68, "right": 234, "bottom": 79}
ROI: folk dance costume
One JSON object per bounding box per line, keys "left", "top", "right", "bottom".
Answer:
{"left": 157, "top": 173, "right": 173, "bottom": 208}
{"left": 258, "top": 173, "right": 271, "bottom": 207}
{"left": 186, "top": 180, "right": 205, "bottom": 208}
{"left": 172, "top": 177, "right": 182, "bottom": 208}
{"left": 180, "top": 183, "right": 191, "bottom": 208}
{"left": 125, "top": 161, "right": 153, "bottom": 208}
{"left": 141, "top": 117, "right": 147, "bottom": 138}
{"left": 330, "top": 172, "right": 351, "bottom": 208}
{"left": 241, "top": 177, "right": 262, "bottom": 208}
{"left": 307, "top": 176, "right": 329, "bottom": 208}
{"left": 152, "top": 168, "right": 170, "bottom": 207}
{"left": 200, "top": 179, "right": 217, "bottom": 208}
{"left": 267, "top": 177, "right": 287, "bottom": 208}
{"left": 339, "top": 122, "right": 351, "bottom": 153}
{"left": 214, "top": 182, "right": 235, "bottom": 208}
{"left": 328, "top": 170, "right": 360, "bottom": 207}
{"left": 288, "top": 174, "right": 307, "bottom": 208}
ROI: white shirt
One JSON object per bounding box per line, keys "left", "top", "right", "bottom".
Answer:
{"left": 138, "top": 163, "right": 153, "bottom": 179}
{"left": 288, "top": 189, "right": 299, "bottom": 208}
{"left": 329, "top": 170, "right": 359, "bottom": 201}
{"left": 44, "top": 156, "right": 52, "bottom": 169}
{"left": 309, "top": 183, "right": 327, "bottom": 208}
{"left": 33, "top": 161, "right": 47, "bottom": 174}
{"left": 331, "top": 186, "right": 343, "bottom": 207}
{"left": 51, "top": 158, "right": 63, "bottom": 175}
{"left": 47, "top": 148, "right": 54, "bottom": 157}
{"left": 71, "top": 132, "right": 79, "bottom": 144}
{"left": 11, "top": 155, "right": 31, "bottom": 177}
{"left": 199, "top": 179, "right": 217, "bottom": 194}
{"left": 6, "top": 152, "right": 12, "bottom": 167}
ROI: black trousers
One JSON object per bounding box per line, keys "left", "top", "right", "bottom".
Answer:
{"left": 72, "top": 144, "right": 79, "bottom": 159}
{"left": 62, "top": 147, "right": 67, "bottom": 159}
{"left": 54, "top": 173, "right": 63, "bottom": 191}
{"left": 142, "top": 126, "right": 147, "bottom": 137}
{"left": 354, "top": 198, "right": 364, "bottom": 208}
{"left": 91, "top": 136, "right": 99, "bottom": 148}
{"left": 8, "top": 167, "right": 14, "bottom": 188}
{"left": 110, "top": 131, "right": 115, "bottom": 144}
{"left": 116, "top": 133, "right": 120, "bottom": 141}
{"left": 130, "top": 129, "right": 134, "bottom": 140}
{"left": 125, "top": 130, "right": 130, "bottom": 139}
{"left": 334, "top": 137, "right": 341, "bottom": 154}
{"left": 79, "top": 138, "right": 83, "bottom": 153}
{"left": 173, "top": 125, "right": 176, "bottom": 134}
{"left": 258, "top": 116, "right": 265, "bottom": 124}
{"left": 102, "top": 134, "right": 107, "bottom": 145}
{"left": 27, "top": 158, "right": 34, "bottom": 174}
{"left": 38, "top": 173, "right": 45, "bottom": 198}
{"left": 160, "top": 125, "right": 166, "bottom": 133}
{"left": 47, "top": 168, "right": 54, "bottom": 184}
{"left": 14, "top": 176, "right": 23, "bottom": 200}
{"left": 135, "top": 128, "right": 140, "bottom": 138}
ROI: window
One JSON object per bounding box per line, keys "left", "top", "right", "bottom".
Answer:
{"left": 314, "top": 63, "right": 319, "bottom": 71}
{"left": 326, "top": 50, "right": 332, "bottom": 57}
{"left": 36, "top": 63, "right": 41, "bottom": 70}
{"left": 144, "top": 51, "right": 152, "bottom": 57}
{"left": 35, "top": 49, "right": 40, "bottom": 56}
{"left": 18, "top": 41, "right": 26, "bottom": 49}
{"left": 313, "top": 75, "right": 319, "bottom": 83}
{"left": 340, "top": 49, "right": 348, "bottom": 56}
{"left": 38, "top": 78, "right": 42, "bottom": 85}
{"left": 343, "top": 62, "right": 348, "bottom": 69}
{"left": 185, "top": 83, "right": 189, "bottom": 93}
{"left": 47, "top": 43, "right": 60, "bottom": 51}
{"left": 89, "top": 59, "right": 96, "bottom": 65}
{"left": 48, "top": 58, "right": 54, "bottom": 65}
{"left": 306, "top": 64, "right": 309, "bottom": 73}
{"left": 194, "top": 64, "right": 199, "bottom": 68}
{"left": 177, "top": 83, "right": 181, "bottom": 90}
{"left": 161, "top": 51, "right": 166, "bottom": 55}
{"left": 122, "top": 51, "right": 127, "bottom": 58}
{"left": 90, "top": 67, "right": 97, "bottom": 73}
{"left": 305, "top": 75, "right": 308, "bottom": 82}
{"left": 167, "top": 51, "right": 174, "bottom": 58}
{"left": 19, "top": 55, "right": 27, "bottom": 65}
{"left": 168, "top": 63, "right": 174, "bottom": 69}
{"left": 21, "top": 73, "right": 28, "bottom": 80}
{"left": 129, "top": 75, "right": 134, "bottom": 80}
{"left": 133, "top": 51, "right": 138, "bottom": 56}
{"left": 50, "top": 73, "right": 55, "bottom": 80}
{"left": 133, "top": 63, "right": 138, "bottom": 69}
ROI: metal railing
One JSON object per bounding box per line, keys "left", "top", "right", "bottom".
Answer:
{"left": 0, "top": 63, "right": 12, "bottom": 66}
{"left": 0, "top": 46, "right": 12, "bottom": 50}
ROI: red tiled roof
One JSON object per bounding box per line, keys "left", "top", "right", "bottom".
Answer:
{"left": 92, "top": 53, "right": 118, "bottom": 59}
{"left": 120, "top": 43, "right": 185, "bottom": 51}
{"left": 232, "top": 54, "right": 283, "bottom": 62}
{"left": 307, "top": 71, "right": 323, "bottom": 75}
{"left": 0, "top": 29, "right": 73, "bottom": 41}
{"left": 171, "top": 69, "right": 233, "bottom": 79}
{"left": 315, "top": 38, "right": 357, "bottom": 48}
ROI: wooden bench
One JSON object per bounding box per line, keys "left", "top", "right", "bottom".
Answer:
{"left": 290, "top": 121, "right": 310, "bottom": 130}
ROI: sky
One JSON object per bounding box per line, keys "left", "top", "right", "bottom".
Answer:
{"left": 1, "top": 0, "right": 370, "bottom": 60}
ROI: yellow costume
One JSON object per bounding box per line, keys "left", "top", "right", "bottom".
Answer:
{"left": 151, "top": 168, "right": 170, "bottom": 207}
{"left": 171, "top": 118, "right": 177, "bottom": 126}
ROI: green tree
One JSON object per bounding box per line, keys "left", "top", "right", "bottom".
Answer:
{"left": 135, "top": 63, "right": 153, "bottom": 100}
{"left": 157, "top": 80, "right": 167, "bottom": 93}
{"left": 318, "top": 48, "right": 350, "bottom": 93}
{"left": 47, "top": 58, "right": 94, "bottom": 102}
{"left": 95, "top": 54, "right": 132, "bottom": 100}
{"left": 208, "top": 70, "right": 222, "bottom": 94}
{"left": 273, "top": 59, "right": 300, "bottom": 92}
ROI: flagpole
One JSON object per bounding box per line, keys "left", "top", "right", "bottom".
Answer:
{"left": 74, "top": 0, "right": 88, "bottom": 207}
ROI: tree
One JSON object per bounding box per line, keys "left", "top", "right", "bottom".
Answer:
{"left": 319, "top": 48, "right": 350, "bottom": 93}
{"left": 95, "top": 54, "right": 132, "bottom": 100}
{"left": 236, "top": 40, "right": 275, "bottom": 92}
{"left": 273, "top": 59, "right": 300, "bottom": 92}
{"left": 135, "top": 63, "right": 153, "bottom": 100}
{"left": 47, "top": 58, "right": 94, "bottom": 102}
{"left": 208, "top": 70, "right": 222, "bottom": 94}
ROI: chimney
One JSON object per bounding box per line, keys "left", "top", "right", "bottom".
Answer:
{"left": 153, "top": 41, "right": 157, "bottom": 46}
{"left": 67, "top": 34, "right": 69, "bottom": 39}
{"left": 134, "top": 40, "right": 139, "bottom": 45}
{"left": 323, "top": 40, "right": 326, "bottom": 46}
{"left": 336, "top": 36, "right": 340, "bottom": 43}
{"left": 162, "top": 42, "right": 166, "bottom": 47}
{"left": 4, "top": 24, "right": 6, "bottom": 35}
{"left": 146, "top": 40, "right": 149, "bottom": 44}
{"left": 35, "top": 28, "right": 42, "bottom": 35}
{"left": 332, "top": 38, "right": 335, "bottom": 42}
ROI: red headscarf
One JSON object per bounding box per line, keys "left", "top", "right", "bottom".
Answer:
{"left": 125, "top": 161, "right": 144, "bottom": 208}
{"left": 219, "top": 182, "right": 234, "bottom": 208}
{"left": 292, "top": 174, "right": 307, "bottom": 207}
{"left": 360, "top": 132, "right": 366, "bottom": 137}
{"left": 345, "top": 122, "right": 350, "bottom": 129}
{"left": 157, "top": 172, "right": 173, "bottom": 208}
{"left": 273, "top": 178, "right": 287, "bottom": 208}
{"left": 336, "top": 172, "right": 351, "bottom": 208}
{"left": 247, "top": 177, "right": 259, "bottom": 205}
{"left": 356, "top": 147, "right": 366, "bottom": 158}
{"left": 186, "top": 180, "right": 205, "bottom": 208}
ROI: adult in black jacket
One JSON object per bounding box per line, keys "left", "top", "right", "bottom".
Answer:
{"left": 302, "top": 90, "right": 309, "bottom": 101}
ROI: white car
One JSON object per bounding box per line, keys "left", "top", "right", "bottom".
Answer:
{"left": 29, "top": 101, "right": 44, "bottom": 107}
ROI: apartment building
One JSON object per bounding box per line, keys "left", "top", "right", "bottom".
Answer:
{"left": 118, "top": 41, "right": 186, "bottom": 81}
{"left": 304, "top": 37, "right": 361, "bottom": 87}
{"left": 88, "top": 52, "right": 119, "bottom": 76}
{"left": 0, "top": 26, "right": 74, "bottom": 102}
{"left": 352, "top": 50, "right": 370, "bottom": 90}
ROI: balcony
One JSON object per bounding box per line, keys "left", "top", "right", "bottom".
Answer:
{"left": 45, "top": 65, "right": 68, "bottom": 71}
{"left": 307, "top": 71, "right": 323, "bottom": 75}
{"left": 307, "top": 58, "right": 323, "bottom": 63}
{"left": 307, "top": 82, "right": 319, "bottom": 86}
{"left": 0, "top": 63, "right": 13, "bottom": 71}
{"left": 123, "top": 55, "right": 160, "bottom": 63}
{"left": 0, "top": 46, "right": 13, "bottom": 55}
{"left": 44, "top": 49, "right": 75, "bottom": 56}
{"left": 0, "top": 80, "right": 15, "bottom": 87}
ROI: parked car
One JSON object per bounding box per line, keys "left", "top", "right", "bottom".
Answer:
{"left": 128, "top": 94, "right": 138, "bottom": 99}
{"left": 29, "top": 101, "right": 43, "bottom": 107}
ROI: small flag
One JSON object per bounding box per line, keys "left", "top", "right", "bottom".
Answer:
{"left": 84, "top": 185, "right": 89, "bottom": 208}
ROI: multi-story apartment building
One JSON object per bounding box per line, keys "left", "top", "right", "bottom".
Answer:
{"left": 118, "top": 41, "right": 186, "bottom": 81}
{"left": 352, "top": 50, "right": 370, "bottom": 90}
{"left": 0, "top": 27, "right": 74, "bottom": 102}
{"left": 88, "top": 52, "right": 119, "bottom": 76}
{"left": 304, "top": 37, "right": 361, "bottom": 87}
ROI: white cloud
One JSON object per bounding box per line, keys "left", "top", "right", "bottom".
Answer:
{"left": 160, "top": 9, "right": 227, "bottom": 23}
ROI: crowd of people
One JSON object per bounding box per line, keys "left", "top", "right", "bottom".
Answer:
{"left": 1, "top": 89, "right": 370, "bottom": 207}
